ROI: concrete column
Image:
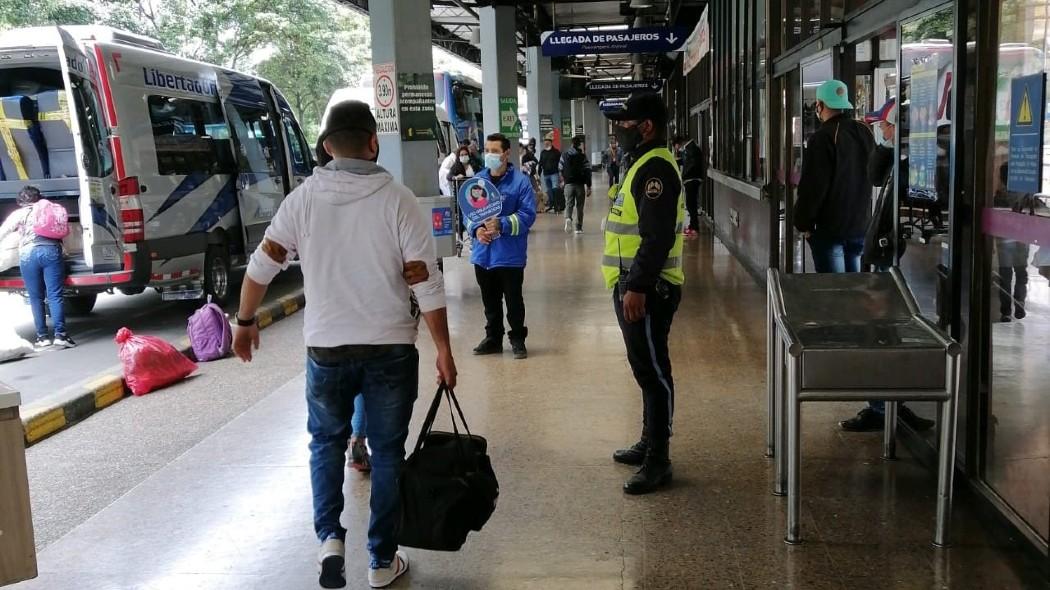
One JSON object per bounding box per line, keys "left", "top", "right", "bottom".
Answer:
{"left": 582, "top": 99, "right": 608, "bottom": 166}
{"left": 368, "top": 0, "right": 436, "bottom": 196}
{"left": 559, "top": 99, "right": 572, "bottom": 147}
{"left": 526, "top": 46, "right": 556, "bottom": 144}
{"left": 480, "top": 4, "right": 519, "bottom": 163}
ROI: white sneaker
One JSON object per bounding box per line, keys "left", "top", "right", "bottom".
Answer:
{"left": 318, "top": 537, "right": 346, "bottom": 589}
{"left": 574, "top": 229, "right": 584, "bottom": 235}
{"left": 564, "top": 218, "right": 572, "bottom": 233}
{"left": 369, "top": 550, "right": 409, "bottom": 588}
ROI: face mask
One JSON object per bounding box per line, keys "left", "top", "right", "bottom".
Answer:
{"left": 460, "top": 155, "right": 470, "bottom": 164}
{"left": 484, "top": 153, "right": 504, "bottom": 172}
{"left": 614, "top": 124, "right": 643, "bottom": 152}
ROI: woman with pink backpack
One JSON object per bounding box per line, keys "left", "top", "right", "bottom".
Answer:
{"left": 0, "top": 186, "right": 75, "bottom": 349}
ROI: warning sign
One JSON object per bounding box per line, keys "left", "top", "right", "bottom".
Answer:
{"left": 1017, "top": 87, "right": 1034, "bottom": 126}
{"left": 1007, "top": 73, "right": 1046, "bottom": 193}
{"left": 373, "top": 63, "right": 399, "bottom": 135}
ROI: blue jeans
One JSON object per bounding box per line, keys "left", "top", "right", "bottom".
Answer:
{"left": 305, "top": 346, "right": 418, "bottom": 568}
{"left": 542, "top": 173, "right": 559, "bottom": 206}
{"left": 351, "top": 394, "right": 366, "bottom": 438}
{"left": 808, "top": 234, "right": 864, "bottom": 273}
{"left": 20, "top": 244, "right": 66, "bottom": 338}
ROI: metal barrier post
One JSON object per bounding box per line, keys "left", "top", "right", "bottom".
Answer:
{"left": 785, "top": 354, "right": 802, "bottom": 545}
{"left": 766, "top": 294, "right": 776, "bottom": 458}
{"left": 882, "top": 401, "right": 898, "bottom": 460}
{"left": 934, "top": 354, "right": 961, "bottom": 548}
{"left": 773, "top": 334, "right": 786, "bottom": 496}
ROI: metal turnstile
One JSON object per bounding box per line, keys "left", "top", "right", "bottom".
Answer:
{"left": 765, "top": 268, "right": 961, "bottom": 547}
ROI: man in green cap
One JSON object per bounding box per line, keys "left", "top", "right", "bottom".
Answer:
{"left": 795, "top": 79, "right": 875, "bottom": 273}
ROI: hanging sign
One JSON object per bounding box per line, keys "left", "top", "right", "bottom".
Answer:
{"left": 397, "top": 72, "right": 437, "bottom": 141}
{"left": 683, "top": 6, "right": 709, "bottom": 75}
{"left": 599, "top": 98, "right": 627, "bottom": 114}
{"left": 585, "top": 79, "right": 663, "bottom": 96}
{"left": 1007, "top": 73, "right": 1046, "bottom": 194}
{"left": 541, "top": 27, "right": 689, "bottom": 57}
{"left": 499, "top": 97, "right": 521, "bottom": 138}
{"left": 561, "top": 118, "right": 573, "bottom": 137}
{"left": 373, "top": 62, "right": 398, "bottom": 135}
{"left": 539, "top": 114, "right": 555, "bottom": 136}
{"left": 458, "top": 177, "right": 504, "bottom": 224}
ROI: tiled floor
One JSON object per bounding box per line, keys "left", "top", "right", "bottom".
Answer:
{"left": 12, "top": 193, "right": 1047, "bottom": 589}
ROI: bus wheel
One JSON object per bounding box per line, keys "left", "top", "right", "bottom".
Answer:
{"left": 65, "top": 294, "right": 98, "bottom": 316}
{"left": 204, "top": 246, "right": 231, "bottom": 306}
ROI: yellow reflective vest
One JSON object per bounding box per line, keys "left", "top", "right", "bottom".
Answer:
{"left": 602, "top": 147, "right": 686, "bottom": 290}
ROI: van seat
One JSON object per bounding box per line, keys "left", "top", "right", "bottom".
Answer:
{"left": 35, "top": 91, "right": 78, "bottom": 179}
{"left": 0, "top": 96, "right": 48, "bottom": 182}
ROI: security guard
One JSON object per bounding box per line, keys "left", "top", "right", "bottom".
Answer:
{"left": 602, "top": 92, "right": 685, "bottom": 495}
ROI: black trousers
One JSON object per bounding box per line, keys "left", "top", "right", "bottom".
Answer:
{"left": 685, "top": 179, "right": 701, "bottom": 230}
{"left": 998, "top": 266, "right": 1028, "bottom": 316}
{"left": 614, "top": 282, "right": 681, "bottom": 443}
{"left": 475, "top": 265, "right": 527, "bottom": 342}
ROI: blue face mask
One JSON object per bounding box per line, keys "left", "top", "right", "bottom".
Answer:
{"left": 484, "top": 153, "right": 504, "bottom": 172}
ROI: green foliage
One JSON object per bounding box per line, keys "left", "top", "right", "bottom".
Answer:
{"left": 0, "top": 0, "right": 371, "bottom": 136}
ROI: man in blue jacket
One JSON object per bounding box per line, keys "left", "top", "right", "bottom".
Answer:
{"left": 469, "top": 133, "right": 537, "bottom": 359}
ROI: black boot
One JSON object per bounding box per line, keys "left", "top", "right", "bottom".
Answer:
{"left": 613, "top": 439, "right": 648, "bottom": 465}
{"left": 624, "top": 440, "right": 672, "bottom": 495}
{"left": 473, "top": 336, "right": 503, "bottom": 355}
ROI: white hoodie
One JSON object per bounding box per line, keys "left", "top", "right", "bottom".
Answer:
{"left": 246, "top": 159, "right": 445, "bottom": 347}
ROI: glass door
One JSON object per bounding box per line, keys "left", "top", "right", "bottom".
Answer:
{"left": 895, "top": 4, "right": 956, "bottom": 435}
{"left": 980, "top": 0, "right": 1050, "bottom": 546}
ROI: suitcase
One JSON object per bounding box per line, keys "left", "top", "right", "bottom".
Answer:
{"left": 34, "top": 91, "right": 77, "bottom": 178}
{"left": 551, "top": 186, "right": 565, "bottom": 212}
{"left": 0, "top": 96, "right": 48, "bottom": 181}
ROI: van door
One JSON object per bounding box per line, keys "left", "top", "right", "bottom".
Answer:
{"left": 57, "top": 29, "right": 123, "bottom": 272}
{"left": 217, "top": 72, "right": 287, "bottom": 253}
{"left": 269, "top": 87, "right": 314, "bottom": 189}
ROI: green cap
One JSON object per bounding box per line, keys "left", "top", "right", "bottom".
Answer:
{"left": 815, "top": 79, "right": 853, "bottom": 110}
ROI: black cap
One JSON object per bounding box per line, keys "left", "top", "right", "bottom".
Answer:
{"left": 603, "top": 91, "right": 667, "bottom": 125}
{"left": 319, "top": 100, "right": 377, "bottom": 144}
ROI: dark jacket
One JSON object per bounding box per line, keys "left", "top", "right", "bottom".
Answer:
{"left": 447, "top": 160, "right": 475, "bottom": 181}
{"left": 520, "top": 149, "right": 538, "bottom": 177}
{"left": 624, "top": 140, "right": 682, "bottom": 291}
{"left": 559, "top": 146, "right": 592, "bottom": 186}
{"left": 795, "top": 114, "right": 875, "bottom": 239}
{"left": 538, "top": 148, "right": 561, "bottom": 175}
{"left": 680, "top": 140, "right": 704, "bottom": 181}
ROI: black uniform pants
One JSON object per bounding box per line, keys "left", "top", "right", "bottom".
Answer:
{"left": 685, "top": 179, "right": 701, "bottom": 230}
{"left": 475, "top": 265, "right": 527, "bottom": 342}
{"left": 614, "top": 281, "right": 681, "bottom": 443}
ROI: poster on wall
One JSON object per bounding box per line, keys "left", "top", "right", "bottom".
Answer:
{"left": 397, "top": 73, "right": 437, "bottom": 141}
{"left": 1007, "top": 73, "right": 1046, "bottom": 193}
{"left": 908, "top": 57, "right": 940, "bottom": 201}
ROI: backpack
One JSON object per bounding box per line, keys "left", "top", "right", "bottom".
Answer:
{"left": 187, "top": 296, "right": 232, "bottom": 362}
{"left": 31, "top": 199, "right": 70, "bottom": 240}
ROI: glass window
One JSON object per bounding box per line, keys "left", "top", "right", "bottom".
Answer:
{"left": 282, "top": 116, "right": 311, "bottom": 176}
{"left": 712, "top": 0, "right": 762, "bottom": 181}
{"left": 147, "top": 96, "right": 235, "bottom": 175}
{"left": 983, "top": 0, "right": 1050, "bottom": 545}
{"left": 70, "top": 76, "right": 112, "bottom": 178}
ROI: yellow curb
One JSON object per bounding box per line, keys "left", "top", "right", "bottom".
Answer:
{"left": 89, "top": 376, "right": 125, "bottom": 409}
{"left": 257, "top": 308, "right": 274, "bottom": 328}
{"left": 281, "top": 298, "right": 299, "bottom": 316}
{"left": 24, "top": 407, "right": 67, "bottom": 444}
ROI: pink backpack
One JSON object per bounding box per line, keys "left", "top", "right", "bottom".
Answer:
{"left": 187, "top": 297, "right": 232, "bottom": 362}
{"left": 31, "top": 199, "right": 70, "bottom": 240}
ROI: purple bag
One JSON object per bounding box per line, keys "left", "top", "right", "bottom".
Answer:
{"left": 187, "top": 297, "right": 232, "bottom": 362}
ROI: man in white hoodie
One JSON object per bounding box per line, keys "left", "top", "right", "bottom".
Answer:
{"left": 232, "top": 101, "right": 457, "bottom": 590}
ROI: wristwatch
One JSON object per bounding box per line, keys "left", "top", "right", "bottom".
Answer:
{"left": 235, "top": 315, "right": 257, "bottom": 327}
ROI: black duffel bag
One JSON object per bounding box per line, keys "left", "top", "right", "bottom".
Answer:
{"left": 398, "top": 384, "right": 498, "bottom": 551}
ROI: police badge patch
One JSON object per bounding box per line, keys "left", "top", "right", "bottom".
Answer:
{"left": 644, "top": 178, "right": 664, "bottom": 199}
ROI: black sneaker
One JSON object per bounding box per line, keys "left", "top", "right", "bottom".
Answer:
{"left": 613, "top": 440, "right": 648, "bottom": 465}
{"left": 33, "top": 336, "right": 51, "bottom": 349}
{"left": 510, "top": 340, "right": 527, "bottom": 359}
{"left": 1015, "top": 307, "right": 1026, "bottom": 320}
{"left": 473, "top": 336, "right": 502, "bottom": 355}
{"left": 1001, "top": 314, "right": 1012, "bottom": 323}
{"left": 839, "top": 408, "right": 884, "bottom": 432}
{"left": 52, "top": 334, "right": 76, "bottom": 349}
{"left": 899, "top": 405, "right": 936, "bottom": 432}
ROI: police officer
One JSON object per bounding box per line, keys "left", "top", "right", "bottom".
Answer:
{"left": 602, "top": 93, "right": 685, "bottom": 495}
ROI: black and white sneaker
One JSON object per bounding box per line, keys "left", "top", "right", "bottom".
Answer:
{"left": 369, "top": 551, "right": 409, "bottom": 588}
{"left": 33, "top": 336, "right": 51, "bottom": 349}
{"left": 318, "top": 537, "right": 346, "bottom": 589}
{"left": 52, "top": 334, "right": 76, "bottom": 349}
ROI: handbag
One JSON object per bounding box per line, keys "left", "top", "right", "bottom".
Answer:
{"left": 398, "top": 384, "right": 498, "bottom": 551}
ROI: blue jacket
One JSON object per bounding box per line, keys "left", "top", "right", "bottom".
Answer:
{"left": 468, "top": 164, "right": 537, "bottom": 269}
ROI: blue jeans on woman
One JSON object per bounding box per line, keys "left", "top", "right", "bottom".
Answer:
{"left": 305, "top": 345, "right": 418, "bottom": 568}
{"left": 808, "top": 234, "right": 865, "bottom": 274}
{"left": 20, "top": 244, "right": 66, "bottom": 339}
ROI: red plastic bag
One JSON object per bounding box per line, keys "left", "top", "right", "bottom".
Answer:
{"left": 115, "top": 328, "right": 197, "bottom": 396}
